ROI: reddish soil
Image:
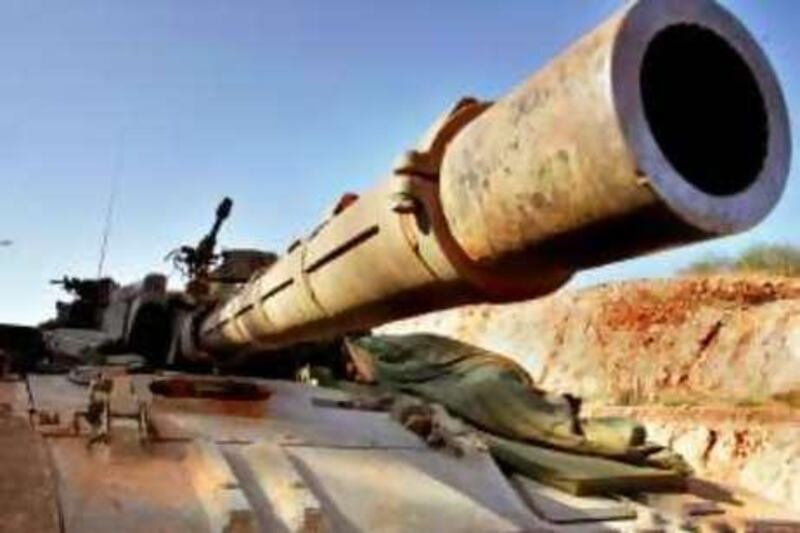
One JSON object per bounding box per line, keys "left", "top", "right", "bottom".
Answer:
{"left": 382, "top": 274, "right": 800, "bottom": 511}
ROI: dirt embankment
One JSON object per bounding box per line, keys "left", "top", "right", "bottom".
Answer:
{"left": 380, "top": 275, "right": 800, "bottom": 511}
{"left": 382, "top": 275, "right": 800, "bottom": 406}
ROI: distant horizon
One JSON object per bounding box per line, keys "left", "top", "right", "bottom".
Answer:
{"left": 0, "top": 0, "right": 797, "bottom": 325}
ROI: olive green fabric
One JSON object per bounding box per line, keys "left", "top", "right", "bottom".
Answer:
{"left": 345, "top": 334, "right": 690, "bottom": 474}
{"left": 483, "top": 433, "right": 685, "bottom": 496}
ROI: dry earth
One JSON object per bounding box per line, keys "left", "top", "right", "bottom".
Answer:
{"left": 380, "top": 275, "right": 800, "bottom": 512}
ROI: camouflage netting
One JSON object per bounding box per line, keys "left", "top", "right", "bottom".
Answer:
{"left": 344, "top": 333, "right": 690, "bottom": 475}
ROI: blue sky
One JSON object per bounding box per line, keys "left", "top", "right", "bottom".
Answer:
{"left": 0, "top": 0, "right": 797, "bottom": 325}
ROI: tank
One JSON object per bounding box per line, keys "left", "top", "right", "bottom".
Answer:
{"left": 0, "top": 1, "right": 795, "bottom": 531}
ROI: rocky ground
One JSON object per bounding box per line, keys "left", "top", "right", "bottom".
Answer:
{"left": 380, "top": 275, "right": 800, "bottom": 513}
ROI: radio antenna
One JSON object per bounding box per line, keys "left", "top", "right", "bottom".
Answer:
{"left": 97, "top": 135, "right": 125, "bottom": 278}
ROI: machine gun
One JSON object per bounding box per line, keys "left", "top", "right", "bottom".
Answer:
{"left": 166, "top": 197, "right": 233, "bottom": 295}
{"left": 49, "top": 276, "right": 117, "bottom": 328}
{"left": 51, "top": 276, "right": 110, "bottom": 298}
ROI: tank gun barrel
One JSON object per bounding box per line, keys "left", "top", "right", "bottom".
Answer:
{"left": 190, "top": 0, "right": 790, "bottom": 361}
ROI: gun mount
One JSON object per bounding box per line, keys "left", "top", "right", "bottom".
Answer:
{"left": 48, "top": 276, "right": 117, "bottom": 329}
{"left": 167, "top": 196, "right": 234, "bottom": 296}
{"left": 187, "top": 0, "right": 790, "bottom": 363}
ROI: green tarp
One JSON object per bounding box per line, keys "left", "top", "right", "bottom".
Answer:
{"left": 344, "top": 333, "right": 689, "bottom": 475}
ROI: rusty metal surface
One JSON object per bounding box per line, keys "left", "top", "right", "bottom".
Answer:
{"left": 6, "top": 370, "right": 798, "bottom": 531}
{"left": 224, "top": 441, "right": 324, "bottom": 532}
{"left": 283, "top": 446, "right": 540, "bottom": 532}
{"left": 0, "top": 377, "right": 29, "bottom": 414}
{"left": 0, "top": 413, "right": 61, "bottom": 533}
{"left": 51, "top": 436, "right": 211, "bottom": 533}
{"left": 13, "top": 373, "right": 550, "bottom": 532}
{"left": 440, "top": 0, "right": 790, "bottom": 271}
{"left": 193, "top": 0, "right": 789, "bottom": 359}
{"left": 0, "top": 380, "right": 60, "bottom": 533}
{"left": 139, "top": 376, "right": 427, "bottom": 448}
{"left": 197, "top": 102, "right": 489, "bottom": 355}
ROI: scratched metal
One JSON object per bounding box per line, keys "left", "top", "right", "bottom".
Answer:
{"left": 190, "top": 0, "right": 790, "bottom": 361}
{"left": 440, "top": 0, "right": 790, "bottom": 270}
